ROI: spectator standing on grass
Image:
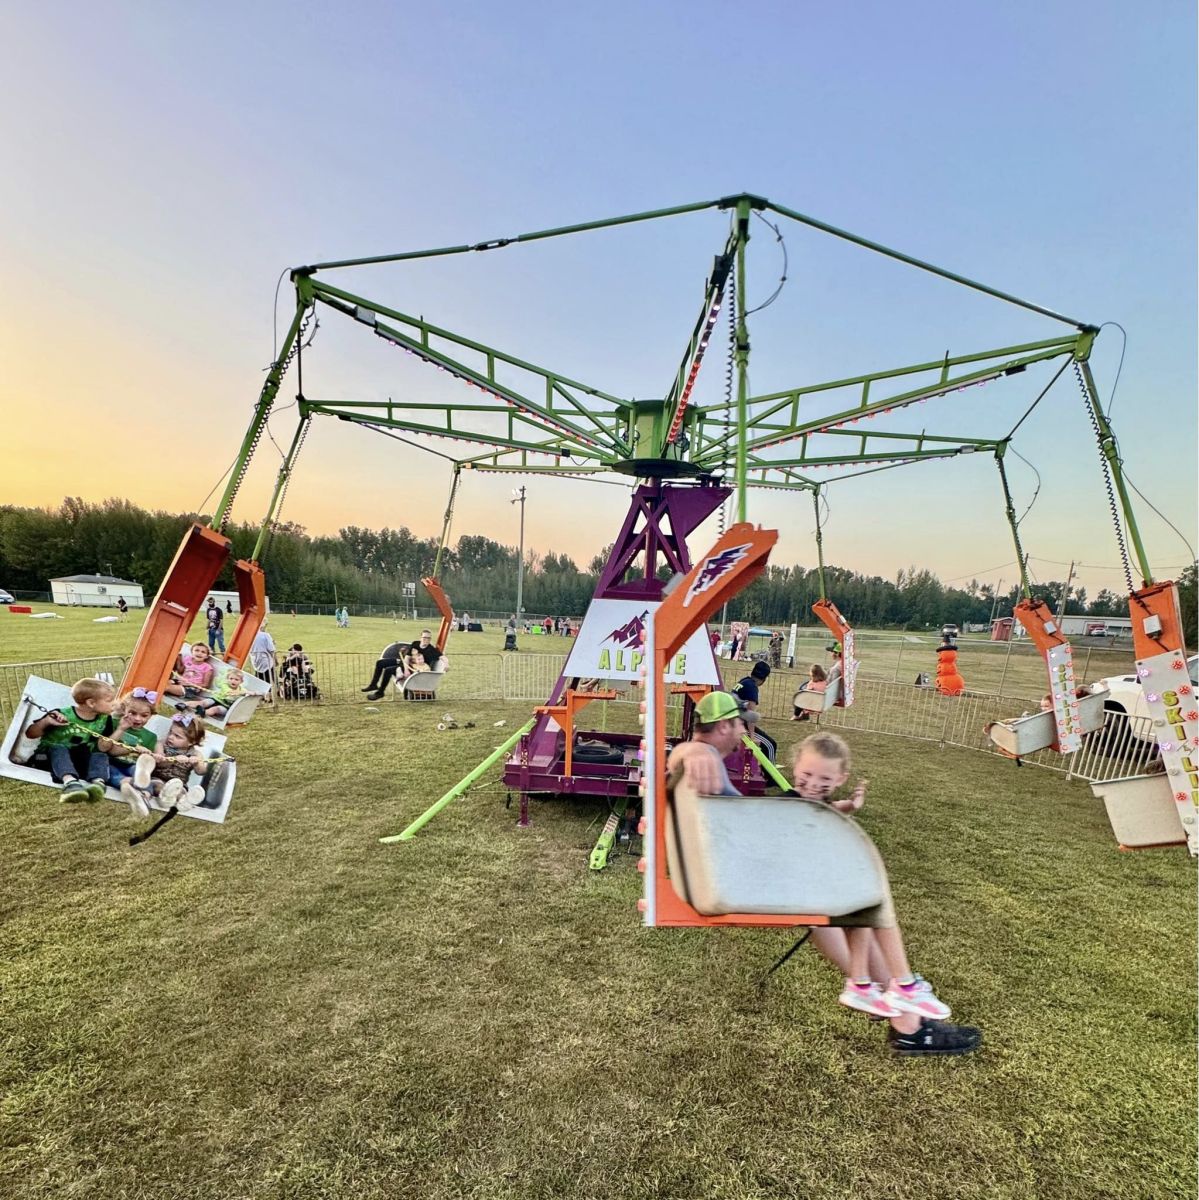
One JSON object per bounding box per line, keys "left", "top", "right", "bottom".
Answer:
{"left": 250, "top": 621, "right": 277, "bottom": 698}
{"left": 205, "top": 597, "right": 225, "bottom": 654}
{"left": 116, "top": 596, "right": 128, "bottom": 618}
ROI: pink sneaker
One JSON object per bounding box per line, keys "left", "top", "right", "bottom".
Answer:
{"left": 838, "top": 981, "right": 902, "bottom": 1018}
{"left": 884, "top": 977, "right": 952, "bottom": 1020}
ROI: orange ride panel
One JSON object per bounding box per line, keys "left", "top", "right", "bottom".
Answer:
{"left": 812, "top": 597, "right": 856, "bottom": 707}
{"left": 1128, "top": 581, "right": 1186, "bottom": 661}
{"left": 224, "top": 560, "right": 268, "bottom": 668}
{"left": 121, "top": 524, "right": 231, "bottom": 698}
{"left": 422, "top": 576, "right": 454, "bottom": 651}
{"left": 648, "top": 522, "right": 785, "bottom": 928}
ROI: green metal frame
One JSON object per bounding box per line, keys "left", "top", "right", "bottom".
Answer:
{"left": 209, "top": 194, "right": 1158, "bottom": 587}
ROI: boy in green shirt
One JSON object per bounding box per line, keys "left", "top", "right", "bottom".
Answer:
{"left": 24, "top": 678, "right": 117, "bottom": 802}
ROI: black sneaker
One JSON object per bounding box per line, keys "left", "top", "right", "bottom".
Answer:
{"left": 888, "top": 1018, "right": 981, "bottom": 1057}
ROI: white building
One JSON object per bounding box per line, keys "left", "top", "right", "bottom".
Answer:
{"left": 1011, "top": 614, "right": 1132, "bottom": 639}
{"left": 51, "top": 574, "right": 145, "bottom": 608}
{"left": 205, "top": 589, "right": 272, "bottom": 615}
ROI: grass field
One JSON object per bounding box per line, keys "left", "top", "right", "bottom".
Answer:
{"left": 0, "top": 609, "right": 1195, "bottom": 1198}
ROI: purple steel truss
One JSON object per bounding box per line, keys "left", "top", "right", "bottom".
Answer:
{"left": 502, "top": 479, "right": 768, "bottom": 812}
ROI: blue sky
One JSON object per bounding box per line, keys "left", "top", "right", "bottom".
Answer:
{"left": 2, "top": 1, "right": 1194, "bottom": 602}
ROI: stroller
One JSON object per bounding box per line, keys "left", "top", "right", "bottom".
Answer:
{"left": 280, "top": 647, "right": 321, "bottom": 701}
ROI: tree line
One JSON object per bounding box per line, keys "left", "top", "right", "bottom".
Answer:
{"left": 0, "top": 498, "right": 1193, "bottom": 640}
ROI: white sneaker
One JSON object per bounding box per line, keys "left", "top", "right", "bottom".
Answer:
{"left": 838, "top": 980, "right": 902, "bottom": 1018}
{"left": 176, "top": 784, "right": 205, "bottom": 813}
{"left": 883, "top": 976, "right": 952, "bottom": 1020}
{"left": 120, "top": 779, "right": 151, "bottom": 820}
{"left": 133, "top": 753, "right": 155, "bottom": 789}
{"left": 159, "top": 777, "right": 185, "bottom": 807}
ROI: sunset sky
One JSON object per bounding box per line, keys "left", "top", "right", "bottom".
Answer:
{"left": 2, "top": 2, "right": 1195, "bottom": 602}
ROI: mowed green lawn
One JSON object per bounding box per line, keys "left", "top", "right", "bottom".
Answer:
{"left": 0, "top": 609, "right": 1194, "bottom": 1199}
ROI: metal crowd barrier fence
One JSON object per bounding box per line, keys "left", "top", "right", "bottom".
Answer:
{"left": 1, "top": 653, "right": 1155, "bottom": 788}
{"left": 719, "top": 639, "right": 1133, "bottom": 701}
{"left": 803, "top": 678, "right": 1158, "bottom": 784}
{"left": 0, "top": 657, "right": 129, "bottom": 726}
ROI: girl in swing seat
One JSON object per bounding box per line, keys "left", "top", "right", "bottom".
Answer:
{"left": 787, "top": 732, "right": 980, "bottom": 1056}
{"left": 791, "top": 663, "right": 827, "bottom": 721}
{"left": 120, "top": 712, "right": 210, "bottom": 820}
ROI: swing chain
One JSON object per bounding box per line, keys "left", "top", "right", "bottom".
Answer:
{"left": 718, "top": 269, "right": 737, "bottom": 537}
{"left": 1073, "top": 361, "right": 1136, "bottom": 595}
{"left": 218, "top": 304, "right": 316, "bottom": 534}
{"left": 263, "top": 416, "right": 312, "bottom": 562}
{"left": 813, "top": 489, "right": 828, "bottom": 602}
{"left": 995, "top": 455, "right": 1032, "bottom": 598}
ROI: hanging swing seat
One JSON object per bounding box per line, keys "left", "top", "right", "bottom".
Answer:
{"left": 1090, "top": 773, "right": 1187, "bottom": 850}
{"left": 792, "top": 679, "right": 842, "bottom": 714}
{"left": 203, "top": 668, "right": 274, "bottom": 728}
{"left": 400, "top": 660, "right": 450, "bottom": 701}
{"left": 2, "top": 675, "right": 237, "bottom": 823}
{"left": 665, "top": 779, "right": 890, "bottom": 923}
{"left": 986, "top": 691, "right": 1107, "bottom": 756}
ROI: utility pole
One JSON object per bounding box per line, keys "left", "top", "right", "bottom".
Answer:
{"left": 511, "top": 486, "right": 526, "bottom": 617}
{"left": 1057, "top": 561, "right": 1075, "bottom": 621}
{"left": 989, "top": 578, "right": 1004, "bottom": 625}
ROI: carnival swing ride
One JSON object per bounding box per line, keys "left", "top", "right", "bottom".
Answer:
{"left": 76, "top": 193, "right": 1191, "bottom": 861}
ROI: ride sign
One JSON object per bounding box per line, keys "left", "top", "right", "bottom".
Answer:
{"left": 563, "top": 598, "right": 721, "bottom": 684}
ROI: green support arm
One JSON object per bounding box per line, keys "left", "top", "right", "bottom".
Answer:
{"left": 1074, "top": 358, "right": 1155, "bottom": 587}
{"left": 307, "top": 278, "right": 630, "bottom": 454}
{"left": 213, "top": 289, "right": 313, "bottom": 530}
{"left": 765, "top": 198, "right": 1091, "bottom": 328}
{"left": 707, "top": 336, "right": 1081, "bottom": 461}
{"left": 301, "top": 199, "right": 726, "bottom": 273}
{"left": 734, "top": 198, "right": 752, "bottom": 521}
{"left": 381, "top": 718, "right": 536, "bottom": 842}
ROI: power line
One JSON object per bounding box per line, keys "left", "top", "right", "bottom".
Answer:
{"left": 941, "top": 561, "right": 1017, "bottom": 583}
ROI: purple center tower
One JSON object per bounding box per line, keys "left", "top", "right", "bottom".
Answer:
{"left": 502, "top": 479, "right": 734, "bottom": 811}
